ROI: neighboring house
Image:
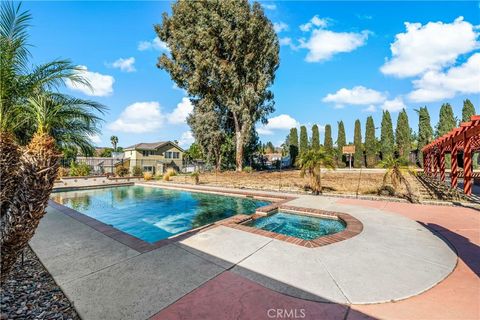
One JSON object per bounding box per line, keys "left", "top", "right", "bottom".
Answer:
{"left": 124, "top": 141, "right": 185, "bottom": 174}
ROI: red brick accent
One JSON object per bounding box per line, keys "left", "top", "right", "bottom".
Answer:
{"left": 225, "top": 205, "right": 363, "bottom": 248}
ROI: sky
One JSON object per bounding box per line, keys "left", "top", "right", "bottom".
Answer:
{"left": 24, "top": 1, "right": 480, "bottom": 149}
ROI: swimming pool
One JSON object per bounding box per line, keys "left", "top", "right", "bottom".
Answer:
{"left": 52, "top": 186, "right": 269, "bottom": 243}
{"left": 246, "top": 212, "right": 346, "bottom": 240}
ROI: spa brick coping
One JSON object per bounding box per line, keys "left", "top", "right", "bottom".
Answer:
{"left": 225, "top": 205, "right": 363, "bottom": 248}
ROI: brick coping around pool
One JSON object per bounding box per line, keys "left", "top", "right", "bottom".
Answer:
{"left": 48, "top": 184, "right": 363, "bottom": 252}
{"left": 224, "top": 205, "right": 363, "bottom": 248}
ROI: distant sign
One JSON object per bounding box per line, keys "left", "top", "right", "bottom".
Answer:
{"left": 342, "top": 145, "right": 355, "bottom": 154}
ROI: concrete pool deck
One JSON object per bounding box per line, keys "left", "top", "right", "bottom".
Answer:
{"left": 29, "top": 184, "right": 478, "bottom": 319}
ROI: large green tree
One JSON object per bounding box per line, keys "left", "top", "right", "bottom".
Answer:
{"left": 436, "top": 103, "right": 457, "bottom": 137}
{"left": 156, "top": 0, "right": 279, "bottom": 171}
{"left": 299, "top": 125, "right": 308, "bottom": 155}
{"left": 336, "top": 121, "right": 346, "bottom": 167}
{"left": 324, "top": 124, "right": 333, "bottom": 153}
{"left": 187, "top": 99, "right": 227, "bottom": 170}
{"left": 395, "top": 109, "right": 411, "bottom": 161}
{"left": 462, "top": 99, "right": 476, "bottom": 122}
{"left": 0, "top": 2, "right": 105, "bottom": 279}
{"left": 416, "top": 106, "right": 433, "bottom": 167}
{"left": 289, "top": 127, "right": 299, "bottom": 165}
{"left": 353, "top": 119, "right": 363, "bottom": 168}
{"left": 311, "top": 124, "right": 320, "bottom": 150}
{"left": 380, "top": 110, "right": 395, "bottom": 160}
{"left": 365, "top": 116, "right": 376, "bottom": 168}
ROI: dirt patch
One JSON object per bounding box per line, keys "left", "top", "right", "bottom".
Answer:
{"left": 169, "top": 170, "right": 412, "bottom": 197}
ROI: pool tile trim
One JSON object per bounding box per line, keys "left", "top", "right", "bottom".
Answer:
{"left": 47, "top": 185, "right": 293, "bottom": 253}
{"left": 225, "top": 205, "right": 363, "bottom": 248}
{"left": 49, "top": 184, "right": 361, "bottom": 251}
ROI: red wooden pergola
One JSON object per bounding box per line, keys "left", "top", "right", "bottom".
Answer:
{"left": 422, "top": 115, "right": 480, "bottom": 195}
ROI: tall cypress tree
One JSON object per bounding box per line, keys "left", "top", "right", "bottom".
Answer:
{"left": 299, "top": 125, "right": 308, "bottom": 155}
{"left": 365, "top": 116, "right": 376, "bottom": 167}
{"left": 336, "top": 121, "right": 346, "bottom": 167}
{"left": 380, "top": 110, "right": 394, "bottom": 159}
{"left": 436, "top": 103, "right": 456, "bottom": 137}
{"left": 416, "top": 107, "right": 433, "bottom": 167}
{"left": 353, "top": 119, "right": 363, "bottom": 168}
{"left": 324, "top": 124, "right": 333, "bottom": 153}
{"left": 311, "top": 124, "right": 320, "bottom": 150}
{"left": 462, "top": 99, "right": 476, "bottom": 122}
{"left": 436, "top": 103, "right": 457, "bottom": 168}
{"left": 289, "top": 128, "right": 298, "bottom": 165}
{"left": 395, "top": 109, "right": 411, "bottom": 161}
{"left": 462, "top": 99, "right": 477, "bottom": 168}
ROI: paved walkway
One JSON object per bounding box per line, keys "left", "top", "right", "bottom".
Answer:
{"left": 30, "top": 187, "right": 479, "bottom": 320}
{"left": 154, "top": 199, "right": 479, "bottom": 320}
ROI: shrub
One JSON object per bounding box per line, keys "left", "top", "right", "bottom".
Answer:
{"left": 69, "top": 162, "right": 91, "bottom": 177}
{"left": 378, "top": 185, "right": 396, "bottom": 197}
{"left": 116, "top": 166, "right": 129, "bottom": 177}
{"left": 163, "top": 168, "right": 177, "bottom": 181}
{"left": 244, "top": 166, "right": 253, "bottom": 173}
{"left": 57, "top": 167, "right": 69, "bottom": 178}
{"left": 143, "top": 172, "right": 153, "bottom": 181}
{"left": 132, "top": 166, "right": 143, "bottom": 176}
{"left": 191, "top": 171, "right": 200, "bottom": 184}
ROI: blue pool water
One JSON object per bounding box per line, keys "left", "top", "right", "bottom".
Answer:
{"left": 246, "top": 212, "right": 345, "bottom": 240}
{"left": 52, "top": 186, "right": 269, "bottom": 243}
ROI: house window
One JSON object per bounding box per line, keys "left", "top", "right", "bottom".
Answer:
{"left": 142, "top": 150, "right": 155, "bottom": 157}
{"left": 143, "top": 166, "right": 153, "bottom": 172}
{"left": 165, "top": 151, "right": 179, "bottom": 159}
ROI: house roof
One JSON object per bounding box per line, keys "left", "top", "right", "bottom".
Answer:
{"left": 124, "top": 141, "right": 185, "bottom": 152}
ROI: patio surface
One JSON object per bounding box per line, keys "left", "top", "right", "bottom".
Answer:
{"left": 29, "top": 185, "right": 478, "bottom": 320}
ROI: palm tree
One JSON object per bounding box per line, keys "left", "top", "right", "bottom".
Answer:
{"left": 297, "top": 148, "right": 336, "bottom": 195}
{"left": 110, "top": 135, "right": 118, "bottom": 152}
{"left": 0, "top": 2, "right": 106, "bottom": 280}
{"left": 380, "top": 155, "right": 418, "bottom": 203}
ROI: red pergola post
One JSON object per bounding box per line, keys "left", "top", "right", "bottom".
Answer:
{"left": 439, "top": 148, "right": 446, "bottom": 182}
{"left": 432, "top": 152, "right": 438, "bottom": 179}
{"left": 451, "top": 141, "right": 458, "bottom": 188}
{"left": 463, "top": 133, "right": 473, "bottom": 195}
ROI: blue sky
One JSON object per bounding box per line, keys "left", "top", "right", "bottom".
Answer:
{"left": 25, "top": 1, "right": 480, "bottom": 149}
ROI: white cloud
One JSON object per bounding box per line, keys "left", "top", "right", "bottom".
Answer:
{"left": 257, "top": 114, "right": 299, "bottom": 135}
{"left": 300, "top": 15, "right": 329, "bottom": 32}
{"left": 273, "top": 22, "right": 289, "bottom": 33}
{"left": 262, "top": 3, "right": 276, "bottom": 10}
{"left": 322, "top": 86, "right": 386, "bottom": 108}
{"left": 279, "top": 37, "right": 297, "bottom": 50}
{"left": 107, "top": 102, "right": 165, "bottom": 133}
{"left": 88, "top": 134, "right": 102, "bottom": 145}
{"left": 408, "top": 53, "right": 480, "bottom": 102}
{"left": 179, "top": 131, "right": 194, "bottom": 147}
{"left": 66, "top": 65, "right": 114, "bottom": 97}
{"left": 381, "top": 97, "right": 406, "bottom": 112}
{"left": 299, "top": 29, "right": 370, "bottom": 62}
{"left": 110, "top": 57, "right": 136, "bottom": 72}
{"left": 138, "top": 37, "right": 169, "bottom": 51}
{"left": 381, "top": 17, "right": 479, "bottom": 78}
{"left": 168, "top": 97, "right": 193, "bottom": 124}
{"left": 363, "top": 105, "right": 376, "bottom": 113}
